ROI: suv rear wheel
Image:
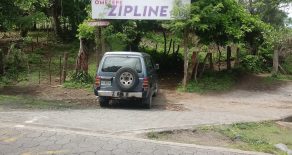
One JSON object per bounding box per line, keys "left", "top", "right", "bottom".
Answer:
{"left": 142, "top": 95, "right": 152, "bottom": 109}
{"left": 99, "top": 97, "right": 110, "bottom": 107}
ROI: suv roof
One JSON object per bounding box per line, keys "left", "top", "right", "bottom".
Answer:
{"left": 104, "top": 51, "right": 150, "bottom": 57}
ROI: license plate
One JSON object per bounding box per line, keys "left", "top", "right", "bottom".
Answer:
{"left": 101, "top": 81, "right": 111, "bottom": 86}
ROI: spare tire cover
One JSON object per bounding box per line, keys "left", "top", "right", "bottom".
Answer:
{"left": 115, "top": 67, "right": 139, "bottom": 92}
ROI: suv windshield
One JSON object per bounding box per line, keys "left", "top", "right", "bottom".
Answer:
{"left": 102, "top": 56, "right": 142, "bottom": 73}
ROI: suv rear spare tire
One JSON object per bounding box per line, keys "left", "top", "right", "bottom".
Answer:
{"left": 115, "top": 67, "right": 139, "bottom": 92}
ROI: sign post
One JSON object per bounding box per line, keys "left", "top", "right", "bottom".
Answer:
{"left": 87, "top": 20, "right": 109, "bottom": 68}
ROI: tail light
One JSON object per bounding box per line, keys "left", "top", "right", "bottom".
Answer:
{"left": 143, "top": 78, "right": 149, "bottom": 90}
{"left": 95, "top": 76, "right": 101, "bottom": 87}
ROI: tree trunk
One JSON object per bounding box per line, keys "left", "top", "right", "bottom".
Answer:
{"left": 167, "top": 39, "right": 173, "bottom": 55}
{"left": 227, "top": 46, "right": 232, "bottom": 70}
{"left": 52, "top": 0, "right": 62, "bottom": 38}
{"left": 217, "top": 45, "right": 222, "bottom": 71}
{"left": 96, "top": 27, "right": 105, "bottom": 68}
{"left": 235, "top": 47, "right": 240, "bottom": 67}
{"left": 20, "top": 29, "right": 28, "bottom": 37}
{"left": 248, "top": 0, "right": 255, "bottom": 14}
{"left": 187, "top": 52, "right": 197, "bottom": 82}
{"left": 62, "top": 52, "right": 69, "bottom": 83}
{"left": 209, "top": 52, "right": 214, "bottom": 71}
{"left": 163, "top": 30, "right": 167, "bottom": 55}
{"left": 200, "top": 53, "right": 211, "bottom": 77}
{"left": 0, "top": 49, "right": 3, "bottom": 75}
{"left": 182, "top": 29, "right": 189, "bottom": 88}
{"left": 273, "top": 48, "right": 279, "bottom": 74}
{"left": 75, "top": 39, "right": 89, "bottom": 73}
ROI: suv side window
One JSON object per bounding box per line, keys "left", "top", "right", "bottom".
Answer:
{"left": 145, "top": 57, "right": 154, "bottom": 71}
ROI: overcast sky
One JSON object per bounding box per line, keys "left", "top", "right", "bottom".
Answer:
{"left": 282, "top": 3, "right": 292, "bottom": 18}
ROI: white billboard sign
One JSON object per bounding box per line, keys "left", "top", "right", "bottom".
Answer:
{"left": 92, "top": 0, "right": 190, "bottom": 20}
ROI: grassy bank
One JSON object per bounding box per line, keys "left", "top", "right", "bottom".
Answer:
{"left": 0, "top": 95, "right": 97, "bottom": 110}
{"left": 147, "top": 121, "right": 292, "bottom": 154}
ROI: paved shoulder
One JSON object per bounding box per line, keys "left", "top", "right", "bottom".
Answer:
{"left": 0, "top": 126, "right": 269, "bottom": 155}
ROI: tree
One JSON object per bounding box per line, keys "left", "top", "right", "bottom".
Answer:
{"left": 14, "top": 0, "right": 49, "bottom": 37}
{"left": 239, "top": 0, "right": 292, "bottom": 27}
{"left": 75, "top": 23, "right": 95, "bottom": 75}
{"left": 169, "top": 0, "right": 269, "bottom": 87}
{"left": 0, "top": 0, "right": 21, "bottom": 31}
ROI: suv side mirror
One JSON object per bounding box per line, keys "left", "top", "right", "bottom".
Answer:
{"left": 154, "top": 64, "right": 160, "bottom": 70}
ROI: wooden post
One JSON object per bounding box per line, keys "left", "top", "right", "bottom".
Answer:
{"left": 209, "top": 52, "right": 214, "bottom": 71}
{"left": 61, "top": 52, "right": 68, "bottom": 83}
{"left": 235, "top": 47, "right": 240, "bottom": 67}
{"left": 217, "top": 45, "right": 221, "bottom": 71}
{"left": 36, "top": 32, "right": 39, "bottom": 43}
{"left": 31, "top": 41, "right": 34, "bottom": 52}
{"left": 49, "top": 57, "right": 52, "bottom": 85}
{"left": 101, "top": 27, "right": 106, "bottom": 59}
{"left": 227, "top": 46, "right": 232, "bottom": 70}
{"left": 273, "top": 48, "right": 279, "bottom": 73}
{"left": 59, "top": 56, "right": 62, "bottom": 85}
{"left": 39, "top": 58, "right": 41, "bottom": 85}
{"left": 96, "top": 27, "right": 102, "bottom": 68}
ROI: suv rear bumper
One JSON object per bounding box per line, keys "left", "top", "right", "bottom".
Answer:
{"left": 98, "top": 91, "right": 143, "bottom": 98}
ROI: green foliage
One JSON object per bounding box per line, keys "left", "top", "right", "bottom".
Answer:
{"left": 147, "top": 132, "right": 160, "bottom": 139}
{"left": 77, "top": 23, "right": 95, "bottom": 39}
{"left": 142, "top": 47, "right": 184, "bottom": 73}
{"left": 269, "top": 73, "right": 292, "bottom": 81}
{"left": 169, "top": 0, "right": 269, "bottom": 46}
{"left": 103, "top": 25, "right": 128, "bottom": 51}
{"left": 64, "top": 71, "right": 93, "bottom": 91}
{"left": 283, "top": 55, "right": 292, "bottom": 74}
{"left": 147, "top": 121, "right": 292, "bottom": 154}
{"left": 239, "top": 0, "right": 292, "bottom": 27}
{"left": 0, "top": 0, "right": 21, "bottom": 30}
{"left": 64, "top": 62, "right": 96, "bottom": 91}
{"left": 178, "top": 71, "right": 238, "bottom": 93}
{"left": 103, "top": 20, "right": 162, "bottom": 51}
{"left": 214, "top": 121, "right": 292, "bottom": 154}
{"left": 241, "top": 55, "right": 265, "bottom": 73}
{"left": 3, "top": 44, "right": 28, "bottom": 81}
{"left": 70, "top": 72, "right": 93, "bottom": 84}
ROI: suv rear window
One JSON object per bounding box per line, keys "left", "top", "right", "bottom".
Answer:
{"left": 102, "top": 56, "right": 142, "bottom": 73}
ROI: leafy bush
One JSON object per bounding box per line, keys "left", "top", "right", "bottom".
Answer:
{"left": 283, "top": 55, "right": 292, "bottom": 74}
{"left": 63, "top": 72, "right": 93, "bottom": 90}
{"left": 3, "top": 44, "right": 28, "bottom": 82}
{"left": 77, "top": 23, "right": 95, "bottom": 39}
{"left": 70, "top": 72, "right": 93, "bottom": 84}
{"left": 178, "top": 71, "right": 238, "bottom": 93}
{"left": 241, "top": 55, "right": 265, "bottom": 73}
{"left": 142, "top": 47, "right": 184, "bottom": 74}
{"left": 103, "top": 25, "right": 128, "bottom": 51}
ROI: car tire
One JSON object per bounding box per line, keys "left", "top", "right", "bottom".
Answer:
{"left": 142, "top": 94, "right": 152, "bottom": 109}
{"left": 115, "top": 67, "right": 139, "bottom": 92}
{"left": 153, "top": 83, "right": 158, "bottom": 97}
{"left": 99, "top": 97, "right": 110, "bottom": 107}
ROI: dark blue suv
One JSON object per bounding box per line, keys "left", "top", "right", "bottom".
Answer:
{"left": 94, "top": 52, "right": 159, "bottom": 109}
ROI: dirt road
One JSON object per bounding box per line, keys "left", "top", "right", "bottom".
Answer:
{"left": 0, "top": 75, "right": 291, "bottom": 155}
